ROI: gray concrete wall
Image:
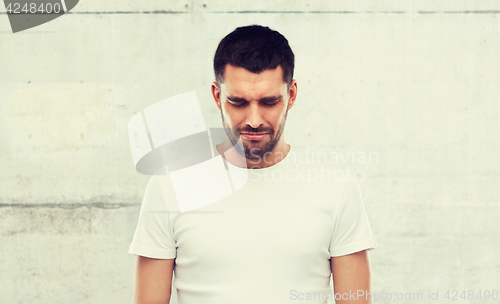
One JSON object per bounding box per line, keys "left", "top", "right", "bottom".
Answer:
{"left": 1, "top": 1, "right": 499, "bottom": 303}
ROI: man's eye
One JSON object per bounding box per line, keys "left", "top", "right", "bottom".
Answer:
{"left": 229, "top": 101, "right": 246, "bottom": 107}
{"left": 228, "top": 100, "right": 280, "bottom": 107}
{"left": 263, "top": 102, "right": 277, "bottom": 106}
{"left": 262, "top": 100, "right": 280, "bottom": 107}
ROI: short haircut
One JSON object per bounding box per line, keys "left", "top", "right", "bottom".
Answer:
{"left": 213, "top": 25, "right": 295, "bottom": 90}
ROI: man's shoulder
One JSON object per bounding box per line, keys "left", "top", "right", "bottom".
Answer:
{"left": 142, "top": 166, "right": 182, "bottom": 211}
{"left": 281, "top": 146, "right": 351, "bottom": 177}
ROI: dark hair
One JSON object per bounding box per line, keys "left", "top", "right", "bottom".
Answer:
{"left": 214, "top": 25, "right": 295, "bottom": 90}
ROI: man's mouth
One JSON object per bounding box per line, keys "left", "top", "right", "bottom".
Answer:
{"left": 240, "top": 132, "right": 267, "bottom": 141}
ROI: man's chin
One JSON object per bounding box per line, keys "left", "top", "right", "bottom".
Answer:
{"left": 244, "top": 146, "right": 272, "bottom": 159}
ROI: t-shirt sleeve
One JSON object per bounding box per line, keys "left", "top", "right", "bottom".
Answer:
{"left": 128, "top": 174, "right": 177, "bottom": 259}
{"left": 329, "top": 177, "right": 379, "bottom": 257}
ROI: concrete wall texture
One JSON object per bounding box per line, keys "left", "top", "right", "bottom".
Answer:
{"left": 1, "top": 1, "right": 499, "bottom": 303}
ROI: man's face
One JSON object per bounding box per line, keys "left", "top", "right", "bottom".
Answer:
{"left": 212, "top": 64, "right": 296, "bottom": 160}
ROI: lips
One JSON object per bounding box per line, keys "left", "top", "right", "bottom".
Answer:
{"left": 240, "top": 133, "right": 267, "bottom": 141}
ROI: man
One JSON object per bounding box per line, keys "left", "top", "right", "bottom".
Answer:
{"left": 129, "top": 25, "right": 378, "bottom": 304}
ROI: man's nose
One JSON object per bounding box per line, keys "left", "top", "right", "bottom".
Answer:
{"left": 246, "top": 102, "right": 264, "bottom": 129}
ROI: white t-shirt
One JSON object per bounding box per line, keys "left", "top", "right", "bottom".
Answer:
{"left": 128, "top": 146, "right": 378, "bottom": 304}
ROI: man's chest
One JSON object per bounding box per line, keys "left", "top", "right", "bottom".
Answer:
{"left": 172, "top": 193, "right": 334, "bottom": 276}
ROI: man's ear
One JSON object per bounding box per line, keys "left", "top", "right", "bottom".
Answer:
{"left": 287, "top": 79, "right": 298, "bottom": 111}
{"left": 211, "top": 81, "right": 222, "bottom": 111}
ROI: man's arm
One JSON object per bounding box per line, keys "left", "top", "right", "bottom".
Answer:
{"left": 331, "top": 250, "right": 373, "bottom": 304}
{"left": 133, "top": 256, "right": 175, "bottom": 304}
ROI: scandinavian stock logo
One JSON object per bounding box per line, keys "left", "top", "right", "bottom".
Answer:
{"left": 128, "top": 91, "right": 248, "bottom": 213}
{"left": 4, "top": 0, "right": 79, "bottom": 33}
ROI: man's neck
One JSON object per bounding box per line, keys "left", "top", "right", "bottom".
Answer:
{"left": 216, "top": 139, "right": 291, "bottom": 169}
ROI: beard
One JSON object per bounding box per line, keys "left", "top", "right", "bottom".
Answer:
{"left": 221, "top": 107, "right": 288, "bottom": 160}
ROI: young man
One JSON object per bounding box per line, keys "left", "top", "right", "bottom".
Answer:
{"left": 129, "top": 25, "right": 378, "bottom": 304}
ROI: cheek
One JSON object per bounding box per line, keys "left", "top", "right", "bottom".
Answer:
{"left": 222, "top": 106, "right": 241, "bottom": 127}
{"left": 271, "top": 107, "right": 287, "bottom": 125}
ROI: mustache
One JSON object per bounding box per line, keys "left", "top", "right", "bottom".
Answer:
{"left": 239, "top": 127, "right": 273, "bottom": 134}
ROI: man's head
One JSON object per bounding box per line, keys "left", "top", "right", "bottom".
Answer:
{"left": 214, "top": 25, "right": 295, "bottom": 91}
{"left": 211, "top": 25, "right": 297, "bottom": 162}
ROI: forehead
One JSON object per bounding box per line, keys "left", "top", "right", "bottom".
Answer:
{"left": 221, "top": 64, "right": 286, "bottom": 100}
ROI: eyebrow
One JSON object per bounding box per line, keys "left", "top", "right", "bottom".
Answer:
{"left": 226, "top": 95, "right": 283, "bottom": 103}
